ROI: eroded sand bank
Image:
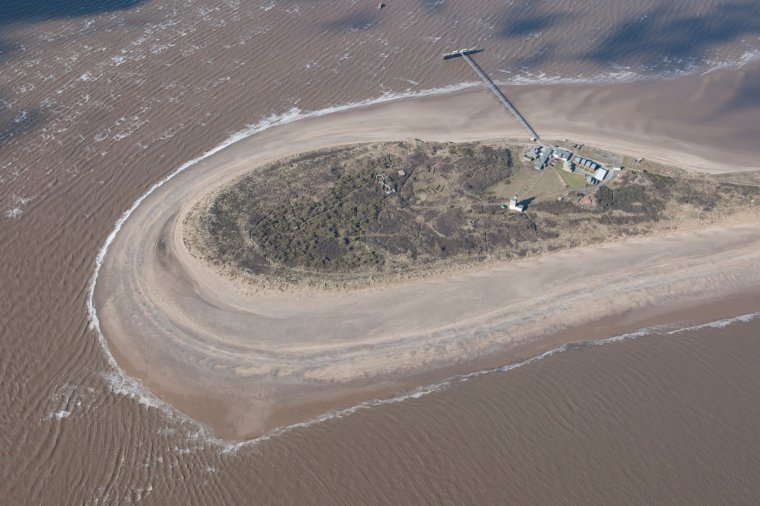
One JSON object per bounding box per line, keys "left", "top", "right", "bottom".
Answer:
{"left": 94, "top": 73, "right": 760, "bottom": 439}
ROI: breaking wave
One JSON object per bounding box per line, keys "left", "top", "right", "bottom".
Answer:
{"left": 217, "top": 310, "right": 760, "bottom": 453}
{"left": 85, "top": 83, "right": 760, "bottom": 453}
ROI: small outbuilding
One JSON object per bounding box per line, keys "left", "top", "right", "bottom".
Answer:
{"left": 508, "top": 195, "right": 524, "bottom": 212}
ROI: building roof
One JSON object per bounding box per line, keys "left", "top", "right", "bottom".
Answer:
{"left": 535, "top": 151, "right": 552, "bottom": 169}
{"left": 594, "top": 168, "right": 608, "bottom": 181}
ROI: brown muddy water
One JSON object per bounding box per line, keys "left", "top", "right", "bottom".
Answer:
{"left": 2, "top": 0, "right": 760, "bottom": 503}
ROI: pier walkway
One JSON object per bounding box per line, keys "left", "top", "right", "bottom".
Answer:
{"left": 460, "top": 53, "right": 540, "bottom": 141}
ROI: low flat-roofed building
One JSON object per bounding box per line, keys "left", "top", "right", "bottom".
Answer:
{"left": 553, "top": 148, "right": 573, "bottom": 161}
{"left": 594, "top": 168, "right": 609, "bottom": 181}
{"left": 535, "top": 148, "right": 553, "bottom": 170}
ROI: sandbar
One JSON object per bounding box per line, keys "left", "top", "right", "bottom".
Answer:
{"left": 94, "top": 68, "right": 760, "bottom": 439}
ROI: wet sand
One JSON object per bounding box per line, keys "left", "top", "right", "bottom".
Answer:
{"left": 95, "top": 82, "right": 760, "bottom": 439}
{"left": 3, "top": 0, "right": 760, "bottom": 502}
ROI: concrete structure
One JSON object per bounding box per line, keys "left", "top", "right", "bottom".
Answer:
{"left": 445, "top": 49, "right": 540, "bottom": 141}
{"left": 508, "top": 195, "right": 524, "bottom": 212}
{"left": 442, "top": 48, "right": 482, "bottom": 60}
{"left": 574, "top": 155, "right": 603, "bottom": 172}
{"left": 375, "top": 173, "right": 396, "bottom": 194}
{"left": 525, "top": 146, "right": 540, "bottom": 160}
{"left": 594, "top": 168, "right": 609, "bottom": 182}
{"left": 553, "top": 148, "right": 573, "bottom": 161}
{"left": 535, "top": 148, "right": 553, "bottom": 170}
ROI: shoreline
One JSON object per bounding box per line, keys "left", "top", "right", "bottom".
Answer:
{"left": 91, "top": 66, "right": 760, "bottom": 440}
{"left": 107, "top": 284, "right": 760, "bottom": 443}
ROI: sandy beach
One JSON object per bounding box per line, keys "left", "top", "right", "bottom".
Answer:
{"left": 94, "top": 72, "right": 760, "bottom": 440}
{"left": 4, "top": 0, "right": 760, "bottom": 502}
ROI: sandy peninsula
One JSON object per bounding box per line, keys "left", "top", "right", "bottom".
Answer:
{"left": 94, "top": 73, "right": 760, "bottom": 440}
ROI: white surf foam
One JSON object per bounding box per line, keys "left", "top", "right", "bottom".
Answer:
{"left": 701, "top": 49, "right": 760, "bottom": 75}
{"left": 492, "top": 49, "right": 760, "bottom": 87}
{"left": 86, "top": 80, "right": 489, "bottom": 444}
{"left": 51, "top": 409, "right": 71, "bottom": 420}
{"left": 216, "top": 310, "right": 760, "bottom": 454}
{"left": 86, "top": 82, "right": 760, "bottom": 453}
{"left": 5, "top": 194, "right": 33, "bottom": 220}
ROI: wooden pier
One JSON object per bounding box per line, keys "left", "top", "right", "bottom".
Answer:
{"left": 444, "top": 49, "right": 540, "bottom": 141}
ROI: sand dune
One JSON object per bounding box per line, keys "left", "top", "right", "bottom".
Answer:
{"left": 94, "top": 76, "right": 760, "bottom": 440}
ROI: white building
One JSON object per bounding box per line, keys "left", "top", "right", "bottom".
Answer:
{"left": 594, "top": 168, "right": 609, "bottom": 182}
{"left": 508, "top": 195, "right": 524, "bottom": 212}
{"left": 553, "top": 148, "right": 573, "bottom": 161}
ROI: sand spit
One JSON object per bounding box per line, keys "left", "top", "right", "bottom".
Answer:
{"left": 93, "top": 75, "right": 760, "bottom": 440}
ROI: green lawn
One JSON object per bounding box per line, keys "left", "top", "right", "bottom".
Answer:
{"left": 555, "top": 164, "right": 588, "bottom": 188}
